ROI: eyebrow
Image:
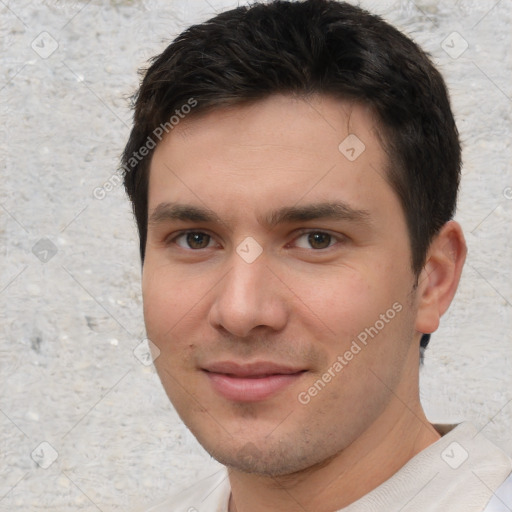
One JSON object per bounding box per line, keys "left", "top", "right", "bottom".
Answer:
{"left": 148, "top": 201, "right": 371, "bottom": 229}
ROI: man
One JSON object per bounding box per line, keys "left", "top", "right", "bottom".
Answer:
{"left": 122, "top": 1, "right": 512, "bottom": 510}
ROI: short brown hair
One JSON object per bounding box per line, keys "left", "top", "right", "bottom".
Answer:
{"left": 122, "top": 0, "right": 461, "bottom": 276}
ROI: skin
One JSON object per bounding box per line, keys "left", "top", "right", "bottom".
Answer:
{"left": 142, "top": 94, "right": 467, "bottom": 511}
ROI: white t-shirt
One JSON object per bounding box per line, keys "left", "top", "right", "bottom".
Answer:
{"left": 141, "top": 422, "right": 512, "bottom": 512}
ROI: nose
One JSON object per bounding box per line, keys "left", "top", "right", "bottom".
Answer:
{"left": 208, "top": 252, "right": 289, "bottom": 338}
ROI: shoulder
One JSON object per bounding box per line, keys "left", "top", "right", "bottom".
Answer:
{"left": 137, "top": 469, "right": 230, "bottom": 512}
{"left": 435, "top": 423, "right": 512, "bottom": 512}
{"left": 483, "top": 472, "right": 512, "bottom": 512}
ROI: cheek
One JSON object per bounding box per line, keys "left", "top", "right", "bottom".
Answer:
{"left": 142, "top": 262, "right": 190, "bottom": 344}
{"left": 288, "top": 261, "right": 411, "bottom": 358}
{"left": 142, "top": 266, "right": 202, "bottom": 403}
{"left": 142, "top": 275, "right": 169, "bottom": 340}
{"left": 289, "top": 267, "right": 377, "bottom": 337}
{"left": 142, "top": 260, "right": 217, "bottom": 371}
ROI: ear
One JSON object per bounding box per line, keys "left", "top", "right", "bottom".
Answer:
{"left": 415, "top": 221, "right": 467, "bottom": 335}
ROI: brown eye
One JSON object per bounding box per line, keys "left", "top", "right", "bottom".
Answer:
{"left": 293, "top": 231, "right": 338, "bottom": 250}
{"left": 307, "top": 232, "right": 332, "bottom": 249}
{"left": 186, "top": 232, "right": 211, "bottom": 249}
{"left": 172, "top": 232, "right": 213, "bottom": 249}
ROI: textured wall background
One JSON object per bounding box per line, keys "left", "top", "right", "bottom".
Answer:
{"left": 1, "top": 0, "right": 511, "bottom": 510}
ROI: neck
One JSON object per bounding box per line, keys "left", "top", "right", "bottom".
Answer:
{"left": 227, "top": 367, "right": 440, "bottom": 512}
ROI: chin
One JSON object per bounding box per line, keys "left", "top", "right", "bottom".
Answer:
{"left": 194, "top": 430, "right": 333, "bottom": 477}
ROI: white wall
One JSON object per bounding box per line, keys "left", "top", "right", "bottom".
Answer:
{"left": 0, "top": 0, "right": 510, "bottom": 510}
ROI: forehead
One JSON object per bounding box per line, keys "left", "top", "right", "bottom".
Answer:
{"left": 147, "top": 94, "right": 397, "bottom": 224}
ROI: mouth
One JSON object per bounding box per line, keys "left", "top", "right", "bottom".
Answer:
{"left": 202, "top": 361, "right": 307, "bottom": 402}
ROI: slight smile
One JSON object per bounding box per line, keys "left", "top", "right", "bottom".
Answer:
{"left": 202, "top": 361, "right": 307, "bottom": 402}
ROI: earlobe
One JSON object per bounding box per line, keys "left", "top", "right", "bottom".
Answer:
{"left": 415, "top": 221, "right": 467, "bottom": 335}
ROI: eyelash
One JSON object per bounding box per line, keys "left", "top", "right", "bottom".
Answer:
{"left": 167, "top": 229, "right": 344, "bottom": 251}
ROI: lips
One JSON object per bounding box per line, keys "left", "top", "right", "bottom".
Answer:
{"left": 202, "top": 361, "right": 306, "bottom": 402}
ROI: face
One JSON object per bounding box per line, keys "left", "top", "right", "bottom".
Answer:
{"left": 143, "top": 94, "right": 422, "bottom": 476}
